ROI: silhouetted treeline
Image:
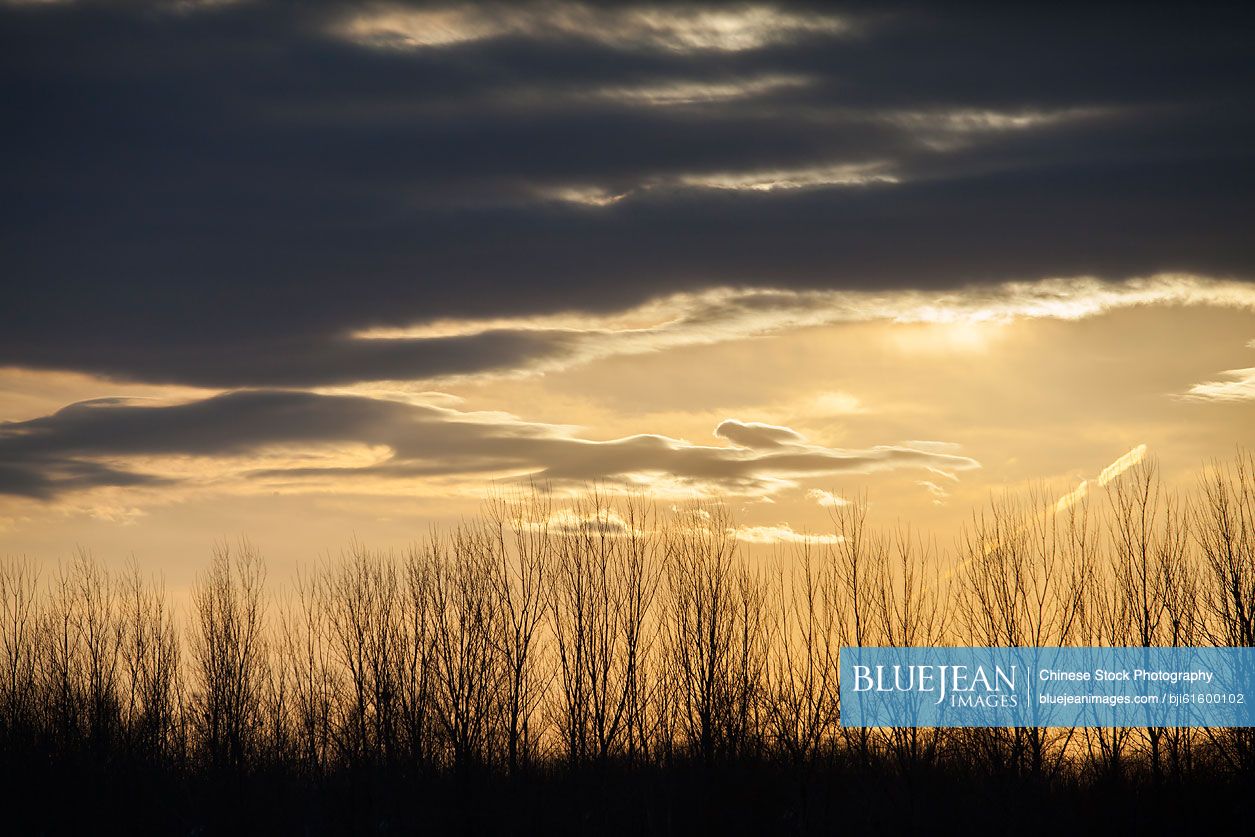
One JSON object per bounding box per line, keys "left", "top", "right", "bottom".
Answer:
{"left": 3, "top": 454, "right": 1255, "bottom": 834}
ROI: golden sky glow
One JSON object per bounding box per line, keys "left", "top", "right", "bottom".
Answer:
{"left": 4, "top": 277, "right": 1254, "bottom": 592}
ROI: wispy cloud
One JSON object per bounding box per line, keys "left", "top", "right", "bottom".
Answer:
{"left": 1054, "top": 480, "right": 1089, "bottom": 513}
{"left": 0, "top": 391, "right": 980, "bottom": 506}
{"left": 1097, "top": 444, "right": 1148, "bottom": 487}
{"left": 1186, "top": 368, "right": 1255, "bottom": 402}
{"left": 916, "top": 480, "right": 950, "bottom": 506}
{"left": 347, "top": 274, "right": 1255, "bottom": 391}
{"left": 527, "top": 159, "right": 899, "bottom": 206}
{"left": 8, "top": 274, "right": 1253, "bottom": 392}
{"left": 587, "top": 74, "right": 812, "bottom": 107}
{"left": 732, "top": 523, "right": 840, "bottom": 545}
{"left": 1185, "top": 340, "right": 1255, "bottom": 401}
{"left": 806, "top": 488, "right": 848, "bottom": 508}
{"left": 1052, "top": 444, "right": 1146, "bottom": 514}
{"left": 334, "top": 3, "right": 855, "bottom": 53}
{"left": 945, "top": 445, "right": 1149, "bottom": 582}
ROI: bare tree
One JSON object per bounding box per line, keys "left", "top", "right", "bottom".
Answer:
{"left": 40, "top": 550, "right": 124, "bottom": 756}
{"left": 956, "top": 486, "right": 1093, "bottom": 778}
{"left": 423, "top": 526, "right": 503, "bottom": 774}
{"left": 1196, "top": 450, "right": 1255, "bottom": 647}
{"left": 324, "top": 543, "right": 406, "bottom": 767}
{"left": 828, "top": 494, "right": 881, "bottom": 650}
{"left": 1081, "top": 527, "right": 1136, "bottom": 781}
{"left": 876, "top": 526, "right": 951, "bottom": 773}
{"left": 0, "top": 555, "right": 40, "bottom": 749}
{"left": 1105, "top": 458, "right": 1196, "bottom": 780}
{"left": 399, "top": 547, "right": 435, "bottom": 770}
{"left": 1195, "top": 449, "right": 1255, "bottom": 773}
{"left": 663, "top": 504, "right": 767, "bottom": 766}
{"left": 484, "top": 489, "right": 552, "bottom": 774}
{"left": 616, "top": 496, "right": 663, "bottom": 765}
{"left": 120, "top": 558, "right": 181, "bottom": 764}
{"left": 278, "top": 565, "right": 338, "bottom": 774}
{"left": 826, "top": 494, "right": 885, "bottom": 764}
{"left": 547, "top": 491, "right": 660, "bottom": 768}
{"left": 190, "top": 540, "right": 268, "bottom": 772}
{"left": 765, "top": 542, "right": 837, "bottom": 769}
{"left": 6, "top": 468, "right": 1255, "bottom": 817}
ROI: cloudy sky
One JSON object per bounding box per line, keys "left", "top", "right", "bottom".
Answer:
{"left": 2, "top": 0, "right": 1254, "bottom": 583}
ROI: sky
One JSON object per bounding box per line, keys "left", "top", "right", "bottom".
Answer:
{"left": 2, "top": 0, "right": 1254, "bottom": 588}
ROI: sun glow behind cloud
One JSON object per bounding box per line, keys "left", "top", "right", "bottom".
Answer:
{"left": 5, "top": 273, "right": 1250, "bottom": 535}
{"left": 4, "top": 283, "right": 1253, "bottom": 565}
{"left": 348, "top": 275, "right": 1255, "bottom": 392}
{"left": 356, "top": 275, "right": 1255, "bottom": 340}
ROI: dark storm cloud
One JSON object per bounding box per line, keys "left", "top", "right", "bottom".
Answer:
{"left": 2, "top": 0, "right": 1254, "bottom": 387}
{"left": 4, "top": 328, "right": 581, "bottom": 388}
{"left": 0, "top": 389, "right": 979, "bottom": 499}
